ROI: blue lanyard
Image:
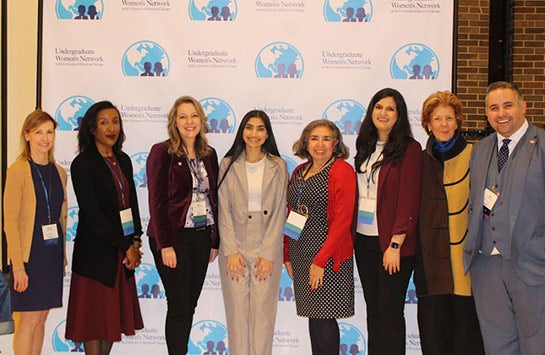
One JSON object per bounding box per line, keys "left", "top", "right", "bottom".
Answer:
{"left": 187, "top": 157, "right": 204, "bottom": 192}
{"left": 104, "top": 157, "right": 128, "bottom": 208}
{"left": 30, "top": 160, "right": 53, "bottom": 223}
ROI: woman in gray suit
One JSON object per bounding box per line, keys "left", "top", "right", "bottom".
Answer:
{"left": 218, "top": 110, "right": 288, "bottom": 355}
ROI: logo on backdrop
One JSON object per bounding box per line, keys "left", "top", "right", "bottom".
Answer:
{"left": 278, "top": 264, "right": 295, "bottom": 301}
{"left": 323, "top": 99, "right": 366, "bottom": 136}
{"left": 122, "top": 40, "right": 170, "bottom": 77}
{"left": 188, "top": 0, "right": 238, "bottom": 21}
{"left": 188, "top": 320, "right": 228, "bottom": 354}
{"left": 131, "top": 152, "right": 149, "bottom": 188}
{"left": 323, "top": 0, "right": 373, "bottom": 22}
{"left": 201, "top": 97, "right": 236, "bottom": 134}
{"left": 135, "top": 262, "right": 165, "bottom": 299}
{"left": 390, "top": 43, "right": 439, "bottom": 80}
{"left": 55, "top": 0, "right": 103, "bottom": 20}
{"left": 405, "top": 271, "right": 418, "bottom": 304}
{"left": 255, "top": 42, "right": 304, "bottom": 78}
{"left": 281, "top": 155, "right": 298, "bottom": 178}
{"left": 339, "top": 322, "right": 366, "bottom": 355}
{"left": 66, "top": 206, "right": 79, "bottom": 242}
{"left": 55, "top": 95, "right": 95, "bottom": 131}
{"left": 52, "top": 320, "right": 84, "bottom": 352}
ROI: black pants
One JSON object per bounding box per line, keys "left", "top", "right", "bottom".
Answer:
{"left": 308, "top": 318, "right": 339, "bottom": 354}
{"left": 354, "top": 234, "right": 415, "bottom": 355}
{"left": 150, "top": 227, "right": 211, "bottom": 355}
{"left": 418, "top": 294, "right": 484, "bottom": 355}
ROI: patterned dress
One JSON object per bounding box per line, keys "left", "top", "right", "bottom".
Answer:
{"left": 287, "top": 164, "right": 354, "bottom": 318}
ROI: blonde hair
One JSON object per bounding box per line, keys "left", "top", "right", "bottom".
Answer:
{"left": 166, "top": 95, "right": 212, "bottom": 157}
{"left": 19, "top": 109, "right": 58, "bottom": 163}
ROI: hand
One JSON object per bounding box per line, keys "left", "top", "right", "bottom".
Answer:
{"left": 124, "top": 244, "right": 142, "bottom": 270}
{"left": 226, "top": 253, "right": 246, "bottom": 281}
{"left": 309, "top": 263, "right": 324, "bottom": 291}
{"left": 284, "top": 262, "right": 294, "bottom": 279}
{"left": 209, "top": 248, "right": 219, "bottom": 263}
{"left": 13, "top": 269, "right": 29, "bottom": 293}
{"left": 382, "top": 247, "right": 401, "bottom": 275}
{"left": 254, "top": 257, "right": 273, "bottom": 281}
{"left": 161, "top": 247, "right": 177, "bottom": 269}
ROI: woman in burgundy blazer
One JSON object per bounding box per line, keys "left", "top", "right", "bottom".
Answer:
{"left": 353, "top": 88, "right": 423, "bottom": 355}
{"left": 146, "top": 95, "right": 219, "bottom": 355}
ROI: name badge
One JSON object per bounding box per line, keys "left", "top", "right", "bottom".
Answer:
{"left": 192, "top": 200, "right": 207, "bottom": 227}
{"left": 483, "top": 187, "right": 499, "bottom": 220}
{"left": 283, "top": 210, "right": 308, "bottom": 241}
{"left": 120, "top": 208, "right": 135, "bottom": 236}
{"left": 42, "top": 223, "right": 59, "bottom": 246}
{"left": 358, "top": 197, "right": 376, "bottom": 225}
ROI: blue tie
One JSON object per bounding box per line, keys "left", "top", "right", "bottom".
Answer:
{"left": 497, "top": 138, "right": 511, "bottom": 172}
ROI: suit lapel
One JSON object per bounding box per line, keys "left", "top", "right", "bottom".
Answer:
{"left": 233, "top": 156, "right": 249, "bottom": 199}
{"left": 506, "top": 126, "right": 537, "bottom": 235}
{"left": 262, "top": 156, "right": 277, "bottom": 194}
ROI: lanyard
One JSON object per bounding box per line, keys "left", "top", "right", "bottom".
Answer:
{"left": 295, "top": 156, "right": 334, "bottom": 213}
{"left": 104, "top": 157, "right": 128, "bottom": 208}
{"left": 187, "top": 157, "right": 204, "bottom": 192}
{"left": 363, "top": 151, "right": 383, "bottom": 193}
{"left": 30, "top": 160, "right": 53, "bottom": 223}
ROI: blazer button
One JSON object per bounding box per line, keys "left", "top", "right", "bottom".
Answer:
{"left": 248, "top": 215, "right": 252, "bottom": 219}
{"left": 263, "top": 210, "right": 268, "bottom": 215}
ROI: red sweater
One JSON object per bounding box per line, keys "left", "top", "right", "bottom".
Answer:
{"left": 283, "top": 158, "right": 356, "bottom": 272}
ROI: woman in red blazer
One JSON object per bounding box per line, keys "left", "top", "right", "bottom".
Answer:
{"left": 354, "top": 88, "right": 423, "bottom": 355}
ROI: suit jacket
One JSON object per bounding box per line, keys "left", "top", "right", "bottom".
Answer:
{"left": 4, "top": 159, "right": 68, "bottom": 271}
{"left": 218, "top": 154, "right": 287, "bottom": 261}
{"left": 374, "top": 138, "right": 423, "bottom": 257}
{"left": 464, "top": 124, "right": 545, "bottom": 286}
{"left": 71, "top": 146, "right": 142, "bottom": 288}
{"left": 147, "top": 141, "right": 219, "bottom": 250}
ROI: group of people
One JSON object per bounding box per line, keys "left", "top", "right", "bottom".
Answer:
{"left": 4, "top": 81, "right": 544, "bottom": 355}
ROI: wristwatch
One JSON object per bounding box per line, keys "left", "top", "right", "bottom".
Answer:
{"left": 390, "top": 242, "right": 400, "bottom": 249}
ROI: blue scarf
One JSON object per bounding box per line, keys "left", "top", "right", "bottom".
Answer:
{"left": 433, "top": 133, "right": 457, "bottom": 153}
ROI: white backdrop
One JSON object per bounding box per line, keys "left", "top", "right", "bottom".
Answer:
{"left": 11, "top": 1, "right": 454, "bottom": 354}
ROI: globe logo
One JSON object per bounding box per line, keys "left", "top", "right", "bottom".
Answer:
{"left": 52, "top": 320, "right": 85, "bottom": 352}
{"left": 201, "top": 97, "right": 236, "bottom": 134}
{"left": 188, "top": 320, "right": 228, "bottom": 354}
{"left": 390, "top": 43, "right": 439, "bottom": 80}
{"left": 131, "top": 152, "right": 149, "bottom": 188}
{"left": 66, "top": 206, "right": 79, "bottom": 242}
{"left": 135, "top": 262, "right": 165, "bottom": 299}
{"left": 281, "top": 155, "right": 298, "bottom": 178}
{"left": 188, "top": 0, "right": 238, "bottom": 21}
{"left": 323, "top": 0, "right": 373, "bottom": 22}
{"left": 339, "top": 322, "right": 366, "bottom": 355}
{"left": 405, "top": 271, "right": 418, "bottom": 304}
{"left": 55, "top": 95, "right": 95, "bottom": 131}
{"left": 255, "top": 42, "right": 304, "bottom": 78}
{"left": 55, "top": 0, "right": 104, "bottom": 20}
{"left": 278, "top": 264, "right": 295, "bottom": 302}
{"left": 121, "top": 40, "right": 170, "bottom": 77}
{"left": 323, "top": 99, "right": 366, "bottom": 136}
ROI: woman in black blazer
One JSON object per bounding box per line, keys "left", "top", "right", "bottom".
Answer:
{"left": 147, "top": 95, "right": 219, "bottom": 355}
{"left": 65, "top": 101, "right": 143, "bottom": 355}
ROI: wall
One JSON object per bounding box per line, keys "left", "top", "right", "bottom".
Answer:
{"left": 457, "top": 0, "right": 545, "bottom": 131}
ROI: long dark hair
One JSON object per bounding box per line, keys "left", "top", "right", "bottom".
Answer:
{"left": 218, "top": 110, "right": 280, "bottom": 187}
{"left": 77, "top": 101, "right": 125, "bottom": 154}
{"left": 354, "top": 88, "right": 413, "bottom": 174}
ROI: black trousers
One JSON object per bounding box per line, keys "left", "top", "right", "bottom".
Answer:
{"left": 418, "top": 294, "right": 484, "bottom": 355}
{"left": 308, "top": 318, "right": 339, "bottom": 355}
{"left": 354, "top": 234, "right": 415, "bottom": 355}
{"left": 150, "top": 227, "right": 211, "bottom": 355}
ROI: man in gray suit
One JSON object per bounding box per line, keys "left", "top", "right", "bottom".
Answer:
{"left": 464, "top": 81, "right": 545, "bottom": 354}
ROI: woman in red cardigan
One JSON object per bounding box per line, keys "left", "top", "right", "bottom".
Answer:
{"left": 283, "top": 119, "right": 356, "bottom": 354}
{"left": 354, "top": 88, "right": 423, "bottom": 355}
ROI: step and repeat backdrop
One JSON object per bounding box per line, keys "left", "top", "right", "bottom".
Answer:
{"left": 26, "top": 1, "right": 453, "bottom": 354}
